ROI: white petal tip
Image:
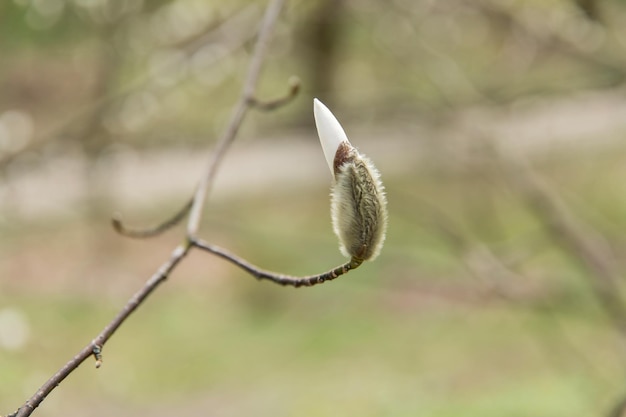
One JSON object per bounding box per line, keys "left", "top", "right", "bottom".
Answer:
{"left": 313, "top": 99, "right": 350, "bottom": 176}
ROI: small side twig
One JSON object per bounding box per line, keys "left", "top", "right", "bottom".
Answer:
{"left": 112, "top": 0, "right": 296, "bottom": 243}
{"left": 247, "top": 76, "right": 301, "bottom": 111}
{"left": 112, "top": 199, "right": 193, "bottom": 239}
{"left": 187, "top": 0, "right": 288, "bottom": 237}
{"left": 111, "top": 72, "right": 299, "bottom": 240}
{"left": 191, "top": 238, "right": 363, "bottom": 287}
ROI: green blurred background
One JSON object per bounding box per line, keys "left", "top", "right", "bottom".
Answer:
{"left": 3, "top": 0, "right": 626, "bottom": 416}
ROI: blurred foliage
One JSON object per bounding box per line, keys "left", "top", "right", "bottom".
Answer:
{"left": 2, "top": 0, "right": 626, "bottom": 153}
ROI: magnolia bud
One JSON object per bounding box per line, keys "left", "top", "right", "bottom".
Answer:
{"left": 313, "top": 99, "right": 388, "bottom": 261}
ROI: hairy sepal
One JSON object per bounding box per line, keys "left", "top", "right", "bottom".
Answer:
{"left": 331, "top": 151, "right": 388, "bottom": 261}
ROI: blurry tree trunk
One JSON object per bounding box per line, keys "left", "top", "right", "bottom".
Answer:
{"left": 78, "top": 23, "right": 125, "bottom": 220}
{"left": 300, "top": 0, "right": 345, "bottom": 109}
{"left": 573, "top": 0, "right": 602, "bottom": 22}
{"left": 76, "top": 22, "right": 127, "bottom": 278}
{"left": 81, "top": 38, "right": 120, "bottom": 159}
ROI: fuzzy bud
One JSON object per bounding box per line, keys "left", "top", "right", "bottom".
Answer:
{"left": 313, "top": 99, "right": 388, "bottom": 261}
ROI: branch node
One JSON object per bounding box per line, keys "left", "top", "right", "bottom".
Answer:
{"left": 248, "top": 75, "right": 301, "bottom": 111}
{"left": 92, "top": 345, "right": 103, "bottom": 369}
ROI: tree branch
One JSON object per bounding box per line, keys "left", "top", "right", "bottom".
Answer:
{"left": 112, "top": 199, "right": 193, "bottom": 239}
{"left": 8, "top": 242, "right": 192, "bottom": 417}
{"left": 6, "top": 1, "right": 289, "bottom": 415}
{"left": 112, "top": 0, "right": 296, "bottom": 241}
{"left": 191, "top": 238, "right": 363, "bottom": 287}
{"left": 187, "top": 0, "right": 287, "bottom": 236}
{"left": 247, "top": 76, "right": 301, "bottom": 111}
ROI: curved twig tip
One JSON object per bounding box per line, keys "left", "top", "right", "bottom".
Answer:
{"left": 288, "top": 75, "right": 301, "bottom": 94}
{"left": 248, "top": 75, "right": 301, "bottom": 111}
{"left": 112, "top": 199, "right": 193, "bottom": 239}
{"left": 111, "top": 215, "right": 124, "bottom": 234}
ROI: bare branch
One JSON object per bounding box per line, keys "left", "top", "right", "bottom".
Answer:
{"left": 9, "top": 242, "right": 192, "bottom": 417}
{"left": 7, "top": 1, "right": 290, "bottom": 416}
{"left": 111, "top": 73, "right": 300, "bottom": 240}
{"left": 111, "top": 0, "right": 290, "bottom": 240}
{"left": 248, "top": 76, "right": 301, "bottom": 111}
{"left": 112, "top": 199, "right": 193, "bottom": 239}
{"left": 191, "top": 238, "right": 363, "bottom": 287}
{"left": 187, "top": 0, "right": 287, "bottom": 236}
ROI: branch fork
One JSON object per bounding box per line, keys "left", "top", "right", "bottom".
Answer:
{"left": 7, "top": 0, "right": 388, "bottom": 415}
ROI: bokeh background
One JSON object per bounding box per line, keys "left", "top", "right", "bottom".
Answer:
{"left": 3, "top": 0, "right": 626, "bottom": 416}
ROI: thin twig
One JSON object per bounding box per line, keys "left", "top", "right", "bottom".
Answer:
{"left": 113, "top": 0, "right": 294, "bottom": 240}
{"left": 112, "top": 199, "right": 193, "bottom": 239}
{"left": 187, "top": 0, "right": 287, "bottom": 236}
{"left": 248, "top": 76, "right": 301, "bottom": 111}
{"left": 111, "top": 72, "right": 297, "bottom": 239}
{"left": 191, "top": 238, "right": 363, "bottom": 287}
{"left": 9, "top": 242, "right": 192, "bottom": 417}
